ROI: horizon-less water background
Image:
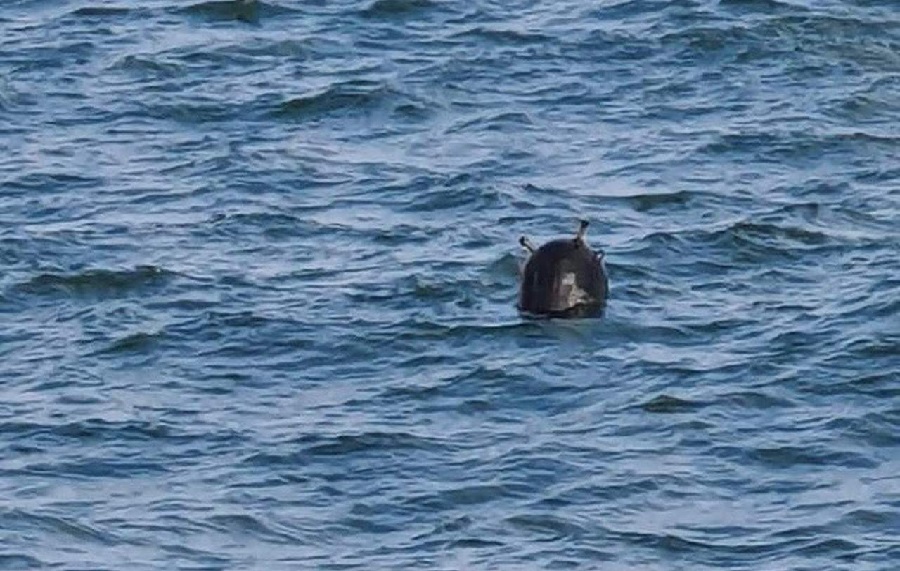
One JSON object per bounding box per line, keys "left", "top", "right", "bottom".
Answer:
{"left": 1, "top": 0, "right": 898, "bottom": 569}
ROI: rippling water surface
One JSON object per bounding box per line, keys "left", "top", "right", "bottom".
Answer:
{"left": 1, "top": 0, "right": 898, "bottom": 569}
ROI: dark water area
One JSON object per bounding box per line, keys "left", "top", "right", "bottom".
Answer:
{"left": 1, "top": 0, "right": 898, "bottom": 568}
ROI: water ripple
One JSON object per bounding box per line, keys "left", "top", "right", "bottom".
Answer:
{"left": 1, "top": 0, "right": 897, "bottom": 569}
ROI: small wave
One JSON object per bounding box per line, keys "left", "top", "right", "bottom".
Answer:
{"left": 393, "top": 100, "right": 432, "bottom": 120}
{"left": 700, "top": 131, "right": 809, "bottom": 159}
{"left": 794, "top": 537, "right": 861, "bottom": 557}
{"left": 825, "top": 86, "right": 900, "bottom": 123}
{"left": 0, "top": 77, "right": 16, "bottom": 111}
{"left": 445, "top": 111, "right": 534, "bottom": 134}
{"left": 178, "top": 0, "right": 270, "bottom": 24}
{"left": 361, "top": 0, "right": 436, "bottom": 18}
{"left": 208, "top": 211, "right": 312, "bottom": 239}
{"left": 617, "top": 189, "right": 698, "bottom": 212}
{"left": 3, "top": 509, "right": 123, "bottom": 545}
{"left": 398, "top": 181, "right": 508, "bottom": 212}
{"left": 69, "top": 6, "right": 132, "bottom": 18}
{"left": 242, "top": 431, "right": 441, "bottom": 465}
{"left": 452, "top": 26, "right": 553, "bottom": 45}
{"left": 202, "top": 310, "right": 279, "bottom": 329}
{"left": 839, "top": 508, "right": 899, "bottom": 528}
{"left": 342, "top": 273, "right": 457, "bottom": 305}
{"left": 632, "top": 219, "right": 838, "bottom": 264}
{"left": 659, "top": 24, "right": 752, "bottom": 56}
{"left": 113, "top": 55, "right": 183, "bottom": 79}
{"left": 17, "top": 458, "right": 169, "bottom": 479}
{"left": 447, "top": 537, "right": 504, "bottom": 548}
{"left": 206, "top": 513, "right": 298, "bottom": 543}
{"left": 506, "top": 513, "right": 587, "bottom": 539}
{"left": 827, "top": 130, "right": 899, "bottom": 146}
{"left": 641, "top": 394, "right": 705, "bottom": 414}
{"left": 392, "top": 319, "right": 535, "bottom": 342}
{"left": 575, "top": 27, "right": 654, "bottom": 61}
{"left": 0, "top": 555, "right": 44, "bottom": 569}
{"left": 14, "top": 265, "right": 173, "bottom": 298}
{"left": 336, "top": 516, "right": 399, "bottom": 534}
{"left": 483, "top": 252, "right": 521, "bottom": 284}
{"left": 275, "top": 81, "right": 393, "bottom": 119}
{"left": 719, "top": 0, "right": 796, "bottom": 13}
{"left": 4, "top": 172, "right": 104, "bottom": 193}
{"left": 136, "top": 98, "right": 246, "bottom": 124}
{"left": 727, "top": 220, "right": 831, "bottom": 248}
{"left": 826, "top": 412, "right": 897, "bottom": 448}
{"left": 0, "top": 419, "right": 176, "bottom": 444}
{"left": 718, "top": 391, "right": 796, "bottom": 410}
{"left": 403, "top": 483, "right": 516, "bottom": 511}
{"left": 97, "top": 331, "right": 164, "bottom": 355}
{"left": 718, "top": 445, "right": 879, "bottom": 469}
{"left": 441, "top": 483, "right": 517, "bottom": 506}
{"left": 300, "top": 431, "right": 437, "bottom": 456}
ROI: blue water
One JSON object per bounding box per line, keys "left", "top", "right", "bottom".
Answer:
{"left": 1, "top": 0, "right": 898, "bottom": 569}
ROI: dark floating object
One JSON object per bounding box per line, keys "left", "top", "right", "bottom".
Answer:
{"left": 517, "top": 220, "right": 609, "bottom": 318}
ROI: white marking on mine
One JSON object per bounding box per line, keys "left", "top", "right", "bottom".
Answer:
{"left": 561, "top": 272, "right": 589, "bottom": 308}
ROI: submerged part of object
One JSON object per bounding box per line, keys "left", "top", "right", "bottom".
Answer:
{"left": 517, "top": 220, "right": 608, "bottom": 318}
